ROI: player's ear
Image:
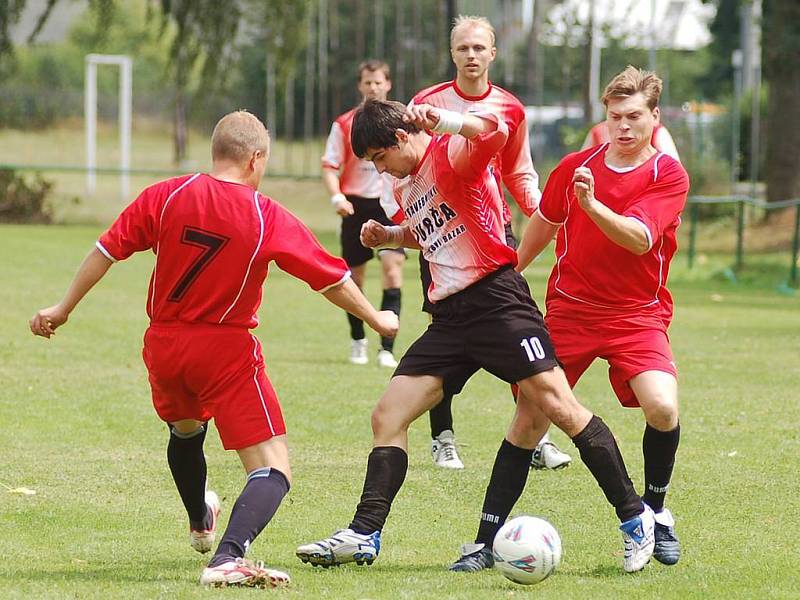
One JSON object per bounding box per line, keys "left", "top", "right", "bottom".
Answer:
{"left": 395, "top": 129, "right": 409, "bottom": 144}
{"left": 652, "top": 106, "right": 660, "bottom": 124}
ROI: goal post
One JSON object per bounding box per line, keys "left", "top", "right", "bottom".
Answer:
{"left": 85, "top": 54, "right": 132, "bottom": 199}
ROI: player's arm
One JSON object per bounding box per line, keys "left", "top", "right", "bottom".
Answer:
{"left": 322, "top": 278, "right": 399, "bottom": 338}
{"left": 360, "top": 219, "right": 421, "bottom": 250}
{"left": 29, "top": 247, "right": 114, "bottom": 338}
{"left": 515, "top": 212, "right": 559, "bottom": 272}
{"left": 572, "top": 166, "right": 650, "bottom": 255}
{"left": 321, "top": 122, "right": 354, "bottom": 216}
{"left": 500, "top": 113, "right": 541, "bottom": 216}
{"left": 654, "top": 126, "right": 680, "bottom": 162}
{"left": 403, "top": 103, "right": 501, "bottom": 139}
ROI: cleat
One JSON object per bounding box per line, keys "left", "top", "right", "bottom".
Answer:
{"left": 349, "top": 339, "right": 368, "bottom": 365}
{"left": 200, "top": 558, "right": 290, "bottom": 588}
{"left": 431, "top": 430, "right": 464, "bottom": 470}
{"left": 296, "top": 528, "right": 380, "bottom": 567}
{"left": 376, "top": 349, "right": 398, "bottom": 368}
{"left": 653, "top": 508, "right": 681, "bottom": 565}
{"left": 530, "top": 441, "right": 572, "bottom": 470}
{"left": 449, "top": 543, "right": 494, "bottom": 572}
{"left": 190, "top": 490, "right": 220, "bottom": 554}
{"left": 620, "top": 504, "right": 655, "bottom": 573}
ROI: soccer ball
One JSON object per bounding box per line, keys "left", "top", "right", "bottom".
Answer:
{"left": 492, "top": 516, "right": 562, "bottom": 585}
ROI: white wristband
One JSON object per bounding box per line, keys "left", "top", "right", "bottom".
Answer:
{"left": 330, "top": 192, "right": 347, "bottom": 206}
{"left": 431, "top": 109, "right": 464, "bottom": 135}
{"left": 377, "top": 225, "right": 405, "bottom": 249}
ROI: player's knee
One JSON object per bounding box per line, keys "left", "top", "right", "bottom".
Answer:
{"left": 642, "top": 394, "right": 679, "bottom": 430}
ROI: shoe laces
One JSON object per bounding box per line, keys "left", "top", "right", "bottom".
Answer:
{"left": 440, "top": 441, "right": 458, "bottom": 461}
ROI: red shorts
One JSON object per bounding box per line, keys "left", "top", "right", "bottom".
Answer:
{"left": 142, "top": 323, "right": 286, "bottom": 450}
{"left": 545, "top": 315, "right": 677, "bottom": 408}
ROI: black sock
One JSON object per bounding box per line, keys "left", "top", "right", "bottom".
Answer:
{"left": 642, "top": 422, "right": 680, "bottom": 513}
{"left": 349, "top": 446, "right": 408, "bottom": 534}
{"left": 167, "top": 424, "right": 208, "bottom": 526}
{"left": 571, "top": 415, "right": 642, "bottom": 522}
{"left": 429, "top": 393, "right": 455, "bottom": 438}
{"left": 348, "top": 313, "right": 365, "bottom": 341}
{"left": 380, "top": 287, "right": 401, "bottom": 351}
{"left": 208, "top": 468, "right": 290, "bottom": 567}
{"left": 475, "top": 439, "right": 533, "bottom": 546}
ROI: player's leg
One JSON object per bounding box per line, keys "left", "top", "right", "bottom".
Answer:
{"left": 201, "top": 435, "right": 291, "bottom": 588}
{"left": 517, "top": 369, "right": 655, "bottom": 573}
{"left": 520, "top": 382, "right": 572, "bottom": 470}
{"left": 376, "top": 248, "right": 405, "bottom": 367}
{"left": 168, "top": 419, "right": 220, "bottom": 554}
{"left": 630, "top": 370, "right": 681, "bottom": 565}
{"left": 297, "top": 374, "right": 443, "bottom": 567}
{"left": 340, "top": 202, "right": 373, "bottom": 364}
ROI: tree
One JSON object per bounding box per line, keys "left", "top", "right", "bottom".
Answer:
{"left": 763, "top": 0, "right": 800, "bottom": 204}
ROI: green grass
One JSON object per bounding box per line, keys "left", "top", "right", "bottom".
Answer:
{"left": 2, "top": 219, "right": 799, "bottom": 599}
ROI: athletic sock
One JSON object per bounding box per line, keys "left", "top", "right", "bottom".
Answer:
{"left": 208, "top": 468, "right": 290, "bottom": 567}
{"left": 167, "top": 424, "right": 208, "bottom": 526}
{"left": 347, "top": 313, "right": 365, "bottom": 341}
{"left": 475, "top": 439, "right": 533, "bottom": 546}
{"left": 429, "top": 393, "right": 455, "bottom": 439}
{"left": 571, "top": 415, "right": 643, "bottom": 522}
{"left": 379, "top": 287, "right": 402, "bottom": 352}
{"left": 349, "top": 446, "right": 408, "bottom": 534}
{"left": 642, "top": 422, "right": 680, "bottom": 513}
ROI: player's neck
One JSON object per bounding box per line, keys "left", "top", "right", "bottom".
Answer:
{"left": 455, "top": 74, "right": 489, "bottom": 98}
{"left": 604, "top": 144, "right": 657, "bottom": 169}
{"left": 209, "top": 166, "right": 259, "bottom": 189}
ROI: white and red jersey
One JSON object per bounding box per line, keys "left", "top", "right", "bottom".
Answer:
{"left": 385, "top": 115, "right": 516, "bottom": 302}
{"left": 97, "top": 173, "right": 350, "bottom": 329}
{"left": 538, "top": 144, "right": 689, "bottom": 325}
{"left": 402, "top": 80, "right": 540, "bottom": 223}
{"left": 322, "top": 108, "right": 382, "bottom": 198}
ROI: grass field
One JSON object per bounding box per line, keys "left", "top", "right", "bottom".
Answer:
{"left": 1, "top": 213, "right": 798, "bottom": 599}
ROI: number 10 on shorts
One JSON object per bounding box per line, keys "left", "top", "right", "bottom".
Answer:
{"left": 520, "top": 337, "right": 546, "bottom": 361}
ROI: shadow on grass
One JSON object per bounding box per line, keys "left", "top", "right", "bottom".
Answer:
{"left": 0, "top": 558, "right": 193, "bottom": 584}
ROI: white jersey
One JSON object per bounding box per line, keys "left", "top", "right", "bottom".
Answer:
{"left": 322, "top": 108, "right": 382, "bottom": 198}
{"left": 385, "top": 115, "right": 517, "bottom": 301}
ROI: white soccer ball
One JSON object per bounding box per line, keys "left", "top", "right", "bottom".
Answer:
{"left": 492, "top": 515, "right": 562, "bottom": 585}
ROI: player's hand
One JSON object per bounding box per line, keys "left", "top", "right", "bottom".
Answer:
{"left": 29, "top": 304, "right": 68, "bottom": 339}
{"left": 572, "top": 166, "right": 596, "bottom": 210}
{"left": 334, "top": 199, "right": 354, "bottom": 216}
{"left": 372, "top": 310, "right": 400, "bottom": 338}
{"left": 360, "top": 219, "right": 388, "bottom": 248}
{"left": 403, "top": 103, "right": 440, "bottom": 130}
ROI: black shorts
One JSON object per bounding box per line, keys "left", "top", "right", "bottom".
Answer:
{"left": 341, "top": 195, "right": 406, "bottom": 267}
{"left": 419, "top": 222, "right": 517, "bottom": 314}
{"left": 394, "top": 266, "right": 559, "bottom": 396}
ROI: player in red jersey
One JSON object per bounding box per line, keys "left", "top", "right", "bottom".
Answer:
{"left": 29, "top": 110, "right": 398, "bottom": 588}
{"left": 582, "top": 119, "right": 681, "bottom": 161}
{"left": 397, "top": 15, "right": 570, "bottom": 471}
{"left": 517, "top": 66, "right": 689, "bottom": 567}
{"left": 323, "top": 60, "right": 406, "bottom": 368}
{"left": 296, "top": 99, "right": 655, "bottom": 574}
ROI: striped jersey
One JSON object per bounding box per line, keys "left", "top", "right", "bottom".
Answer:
{"left": 97, "top": 173, "right": 350, "bottom": 328}
{"left": 538, "top": 144, "right": 689, "bottom": 323}
{"left": 322, "top": 108, "right": 382, "bottom": 198}
{"left": 385, "top": 114, "right": 516, "bottom": 302}
{"left": 402, "top": 80, "right": 540, "bottom": 222}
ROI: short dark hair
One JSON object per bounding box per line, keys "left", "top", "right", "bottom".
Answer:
{"left": 351, "top": 99, "right": 422, "bottom": 158}
{"left": 358, "top": 59, "right": 391, "bottom": 82}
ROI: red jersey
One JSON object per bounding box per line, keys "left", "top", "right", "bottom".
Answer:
{"left": 384, "top": 114, "right": 516, "bottom": 301}
{"left": 322, "top": 108, "right": 382, "bottom": 198}
{"left": 399, "top": 80, "right": 540, "bottom": 223}
{"left": 538, "top": 144, "right": 689, "bottom": 324}
{"left": 97, "top": 173, "right": 350, "bottom": 328}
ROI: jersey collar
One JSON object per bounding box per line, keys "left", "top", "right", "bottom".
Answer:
{"left": 453, "top": 79, "right": 493, "bottom": 101}
{"left": 410, "top": 138, "right": 436, "bottom": 176}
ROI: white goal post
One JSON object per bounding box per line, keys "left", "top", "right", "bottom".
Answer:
{"left": 85, "top": 54, "right": 132, "bottom": 199}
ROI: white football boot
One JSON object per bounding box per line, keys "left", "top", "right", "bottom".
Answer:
{"left": 620, "top": 504, "right": 656, "bottom": 572}
{"left": 200, "top": 558, "right": 290, "bottom": 588}
{"left": 349, "top": 339, "right": 368, "bottom": 365}
{"left": 431, "top": 430, "right": 464, "bottom": 469}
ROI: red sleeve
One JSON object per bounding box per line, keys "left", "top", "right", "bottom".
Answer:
{"left": 449, "top": 113, "right": 509, "bottom": 179}
{"left": 499, "top": 104, "right": 540, "bottom": 217}
{"left": 537, "top": 158, "right": 574, "bottom": 224}
{"left": 96, "top": 183, "right": 164, "bottom": 261}
{"left": 263, "top": 200, "right": 350, "bottom": 291}
{"left": 624, "top": 159, "right": 689, "bottom": 246}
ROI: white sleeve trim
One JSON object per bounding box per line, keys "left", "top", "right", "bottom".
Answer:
{"left": 95, "top": 241, "right": 118, "bottom": 262}
{"left": 628, "top": 216, "right": 653, "bottom": 251}
{"left": 317, "top": 270, "right": 352, "bottom": 293}
{"left": 535, "top": 208, "right": 562, "bottom": 226}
